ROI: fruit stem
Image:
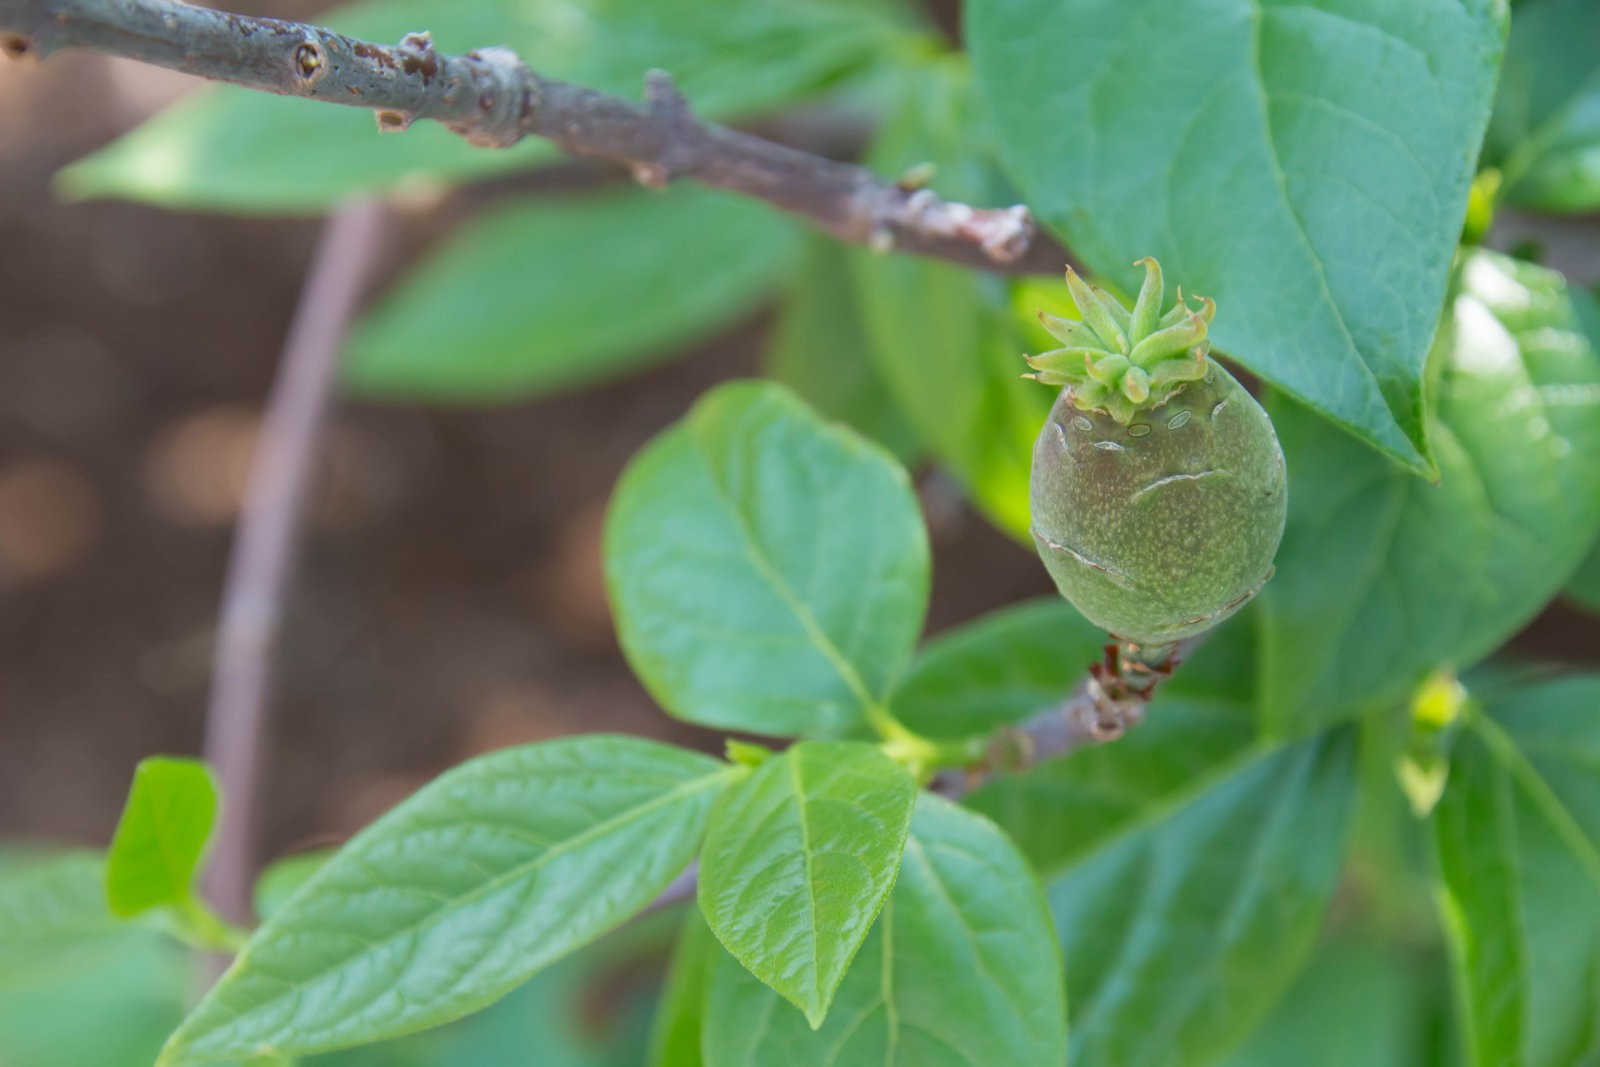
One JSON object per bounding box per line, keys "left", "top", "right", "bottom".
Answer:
{"left": 1082, "top": 639, "right": 1182, "bottom": 739}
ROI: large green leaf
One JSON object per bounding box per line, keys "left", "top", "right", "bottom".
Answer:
{"left": 159, "top": 736, "right": 733, "bottom": 1064}
{"left": 1483, "top": 0, "right": 1600, "bottom": 212}
{"left": 1433, "top": 676, "right": 1600, "bottom": 1067}
{"left": 1257, "top": 249, "right": 1600, "bottom": 730}
{"left": 765, "top": 237, "right": 921, "bottom": 464}
{"left": 851, "top": 64, "right": 1053, "bottom": 539}
{"left": 702, "top": 793, "right": 1068, "bottom": 1066}
{"left": 604, "top": 381, "right": 930, "bottom": 737}
{"left": 698, "top": 742, "right": 916, "bottom": 1028}
{"left": 344, "top": 186, "right": 799, "bottom": 401}
{"left": 104, "top": 757, "right": 217, "bottom": 918}
{"left": 60, "top": 0, "right": 917, "bottom": 212}
{"left": 309, "top": 911, "right": 679, "bottom": 1067}
{"left": 967, "top": 620, "right": 1360, "bottom": 1067}
{"left": 888, "top": 597, "right": 1107, "bottom": 743}
{"left": 968, "top": 0, "right": 1507, "bottom": 471}
{"left": 1221, "top": 939, "right": 1450, "bottom": 1067}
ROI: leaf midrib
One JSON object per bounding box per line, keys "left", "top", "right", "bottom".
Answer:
{"left": 1475, "top": 713, "right": 1600, "bottom": 894}
{"left": 788, "top": 751, "right": 824, "bottom": 1020}
{"left": 687, "top": 401, "right": 881, "bottom": 715}
{"left": 176, "top": 766, "right": 735, "bottom": 1051}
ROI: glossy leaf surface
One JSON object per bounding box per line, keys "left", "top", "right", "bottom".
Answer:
{"left": 1257, "top": 249, "right": 1600, "bottom": 729}
{"left": 702, "top": 793, "right": 1068, "bottom": 1066}
{"left": 605, "top": 382, "right": 929, "bottom": 737}
{"left": 969, "top": 0, "right": 1507, "bottom": 470}
{"left": 161, "top": 736, "right": 731, "bottom": 1063}
{"left": 698, "top": 741, "right": 915, "bottom": 1028}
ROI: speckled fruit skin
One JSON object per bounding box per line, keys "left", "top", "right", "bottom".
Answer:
{"left": 1030, "top": 358, "right": 1286, "bottom": 644}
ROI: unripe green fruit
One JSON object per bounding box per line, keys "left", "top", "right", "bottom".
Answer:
{"left": 1025, "top": 260, "right": 1286, "bottom": 644}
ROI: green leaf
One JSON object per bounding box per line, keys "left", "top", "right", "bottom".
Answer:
{"left": 889, "top": 597, "right": 1107, "bottom": 742}
{"left": 0, "top": 851, "right": 190, "bottom": 1067}
{"left": 1257, "top": 248, "right": 1600, "bottom": 730}
{"left": 1567, "top": 540, "right": 1600, "bottom": 613}
{"left": 344, "top": 186, "right": 799, "bottom": 401}
{"left": 701, "top": 792, "right": 1068, "bottom": 1066}
{"left": 968, "top": 0, "right": 1508, "bottom": 472}
{"left": 1484, "top": 0, "right": 1600, "bottom": 212}
{"left": 851, "top": 64, "right": 1051, "bottom": 539}
{"left": 765, "top": 237, "right": 921, "bottom": 464}
{"left": 1433, "top": 726, "right": 1525, "bottom": 1066}
{"left": 1433, "top": 675, "right": 1600, "bottom": 1067}
{"left": 1221, "top": 939, "right": 1448, "bottom": 1067}
{"left": 0, "top": 851, "right": 123, "bottom": 990}
{"left": 649, "top": 908, "right": 716, "bottom": 1067}
{"left": 253, "top": 850, "right": 335, "bottom": 922}
{"left": 60, "top": 0, "right": 917, "bottom": 212}
{"left": 309, "top": 911, "right": 678, "bottom": 1067}
{"left": 967, "top": 620, "right": 1360, "bottom": 1066}
{"left": 698, "top": 741, "right": 916, "bottom": 1028}
{"left": 160, "top": 736, "right": 733, "bottom": 1064}
{"left": 604, "top": 381, "right": 930, "bottom": 737}
{"left": 105, "top": 757, "right": 218, "bottom": 918}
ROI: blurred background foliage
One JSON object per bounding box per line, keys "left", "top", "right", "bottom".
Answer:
{"left": 3, "top": 0, "right": 1600, "bottom": 1062}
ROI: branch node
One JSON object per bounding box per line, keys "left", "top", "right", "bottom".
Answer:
{"left": 2, "top": 32, "right": 31, "bottom": 59}
{"left": 396, "top": 30, "right": 438, "bottom": 83}
{"left": 895, "top": 162, "right": 937, "bottom": 191}
{"left": 448, "top": 46, "right": 527, "bottom": 147}
{"left": 643, "top": 68, "right": 689, "bottom": 120}
{"left": 630, "top": 161, "right": 671, "bottom": 189}
{"left": 292, "top": 39, "right": 326, "bottom": 87}
{"left": 375, "top": 109, "right": 413, "bottom": 134}
{"left": 981, "top": 205, "right": 1035, "bottom": 264}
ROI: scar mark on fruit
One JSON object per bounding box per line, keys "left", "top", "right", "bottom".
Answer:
{"left": 1092, "top": 440, "right": 1124, "bottom": 452}
{"left": 1211, "top": 400, "right": 1229, "bottom": 421}
{"left": 1168, "top": 568, "right": 1273, "bottom": 629}
{"left": 1048, "top": 421, "right": 1069, "bottom": 451}
{"left": 1031, "top": 529, "right": 1137, "bottom": 590}
{"left": 1129, "top": 469, "right": 1232, "bottom": 502}
{"left": 1166, "top": 409, "right": 1192, "bottom": 429}
{"left": 1128, "top": 424, "right": 1151, "bottom": 437}
{"left": 1072, "top": 415, "right": 1093, "bottom": 432}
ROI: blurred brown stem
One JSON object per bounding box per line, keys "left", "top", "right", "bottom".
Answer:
{"left": 200, "top": 199, "right": 386, "bottom": 926}
{"left": 0, "top": 0, "right": 1067, "bottom": 272}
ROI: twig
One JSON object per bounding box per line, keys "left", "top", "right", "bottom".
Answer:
{"left": 0, "top": 0, "right": 1067, "bottom": 273}
{"left": 931, "top": 634, "right": 1205, "bottom": 798}
{"left": 645, "top": 634, "right": 1205, "bottom": 913}
{"left": 200, "top": 198, "right": 387, "bottom": 926}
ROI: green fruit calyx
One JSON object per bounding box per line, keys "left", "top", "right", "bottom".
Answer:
{"left": 1025, "top": 258, "right": 1213, "bottom": 425}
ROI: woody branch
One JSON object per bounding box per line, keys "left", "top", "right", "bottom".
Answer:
{"left": 0, "top": 0, "right": 1069, "bottom": 272}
